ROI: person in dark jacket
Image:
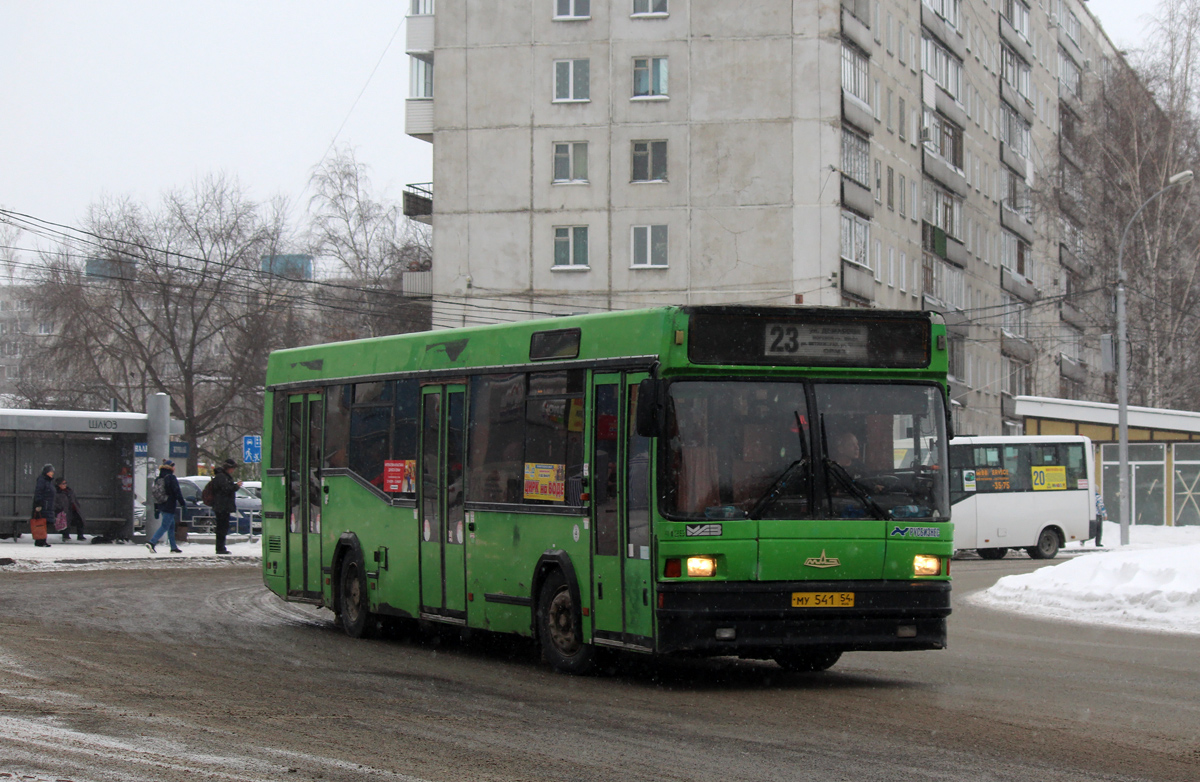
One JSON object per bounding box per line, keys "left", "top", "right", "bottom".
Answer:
{"left": 53, "top": 476, "right": 87, "bottom": 542}
{"left": 31, "top": 464, "right": 56, "bottom": 548}
{"left": 146, "top": 459, "right": 185, "bottom": 554}
{"left": 209, "top": 458, "right": 241, "bottom": 555}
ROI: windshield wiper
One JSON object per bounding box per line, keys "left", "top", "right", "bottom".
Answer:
{"left": 748, "top": 458, "right": 808, "bottom": 520}
{"left": 825, "top": 458, "right": 890, "bottom": 520}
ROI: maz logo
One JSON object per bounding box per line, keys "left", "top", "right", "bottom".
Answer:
{"left": 804, "top": 550, "right": 841, "bottom": 568}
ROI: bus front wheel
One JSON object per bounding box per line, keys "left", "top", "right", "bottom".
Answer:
{"left": 338, "top": 553, "right": 375, "bottom": 638}
{"left": 977, "top": 547, "right": 1008, "bottom": 560}
{"left": 537, "top": 569, "right": 595, "bottom": 674}
{"left": 1027, "top": 528, "right": 1061, "bottom": 559}
{"left": 774, "top": 648, "right": 842, "bottom": 673}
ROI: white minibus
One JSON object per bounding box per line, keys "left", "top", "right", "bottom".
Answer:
{"left": 949, "top": 435, "right": 1096, "bottom": 559}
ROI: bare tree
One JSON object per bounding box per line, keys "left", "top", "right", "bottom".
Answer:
{"left": 23, "top": 176, "right": 307, "bottom": 472}
{"left": 1065, "top": 6, "right": 1200, "bottom": 411}
{"left": 306, "top": 147, "right": 431, "bottom": 340}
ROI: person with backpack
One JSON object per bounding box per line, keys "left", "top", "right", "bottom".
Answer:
{"left": 209, "top": 458, "right": 241, "bottom": 555}
{"left": 146, "top": 459, "right": 185, "bottom": 554}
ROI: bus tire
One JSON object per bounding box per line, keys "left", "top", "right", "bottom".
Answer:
{"left": 536, "top": 569, "right": 595, "bottom": 674}
{"left": 774, "top": 648, "right": 842, "bottom": 673}
{"left": 338, "top": 552, "right": 375, "bottom": 638}
{"left": 1027, "top": 528, "right": 1060, "bottom": 560}
{"left": 977, "top": 547, "right": 1008, "bottom": 560}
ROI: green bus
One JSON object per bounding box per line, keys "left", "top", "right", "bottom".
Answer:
{"left": 261, "top": 305, "right": 953, "bottom": 673}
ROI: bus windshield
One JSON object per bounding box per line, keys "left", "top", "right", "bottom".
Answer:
{"left": 663, "top": 380, "right": 948, "bottom": 521}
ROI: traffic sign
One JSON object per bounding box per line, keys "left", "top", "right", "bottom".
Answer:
{"left": 243, "top": 435, "right": 262, "bottom": 464}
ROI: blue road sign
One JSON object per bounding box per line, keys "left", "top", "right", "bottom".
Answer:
{"left": 243, "top": 435, "right": 262, "bottom": 464}
{"left": 135, "top": 443, "right": 148, "bottom": 457}
{"left": 170, "top": 441, "right": 189, "bottom": 459}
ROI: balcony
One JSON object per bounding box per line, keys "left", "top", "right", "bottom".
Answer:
{"left": 403, "top": 182, "right": 433, "bottom": 224}
{"left": 841, "top": 177, "right": 875, "bottom": 218}
{"left": 1002, "top": 266, "right": 1038, "bottom": 303}
{"left": 841, "top": 6, "right": 874, "bottom": 54}
{"left": 1059, "top": 243, "right": 1089, "bottom": 277}
{"left": 406, "top": 98, "right": 433, "bottom": 142}
{"left": 841, "top": 259, "right": 876, "bottom": 302}
{"left": 923, "top": 149, "right": 968, "bottom": 196}
{"left": 1060, "top": 300, "right": 1088, "bottom": 330}
{"left": 1060, "top": 353, "right": 1088, "bottom": 383}
{"left": 1001, "top": 329, "right": 1037, "bottom": 363}
{"left": 406, "top": 13, "right": 434, "bottom": 58}
{"left": 1001, "top": 203, "right": 1035, "bottom": 243}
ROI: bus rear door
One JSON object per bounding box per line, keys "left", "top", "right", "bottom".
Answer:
{"left": 419, "top": 384, "right": 468, "bottom": 622}
{"left": 285, "top": 392, "right": 324, "bottom": 599}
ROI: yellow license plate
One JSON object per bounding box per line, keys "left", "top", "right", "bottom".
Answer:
{"left": 791, "top": 592, "right": 854, "bottom": 608}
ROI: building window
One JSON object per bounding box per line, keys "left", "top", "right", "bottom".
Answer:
{"left": 899, "top": 174, "right": 907, "bottom": 217}
{"left": 554, "top": 226, "right": 589, "bottom": 267}
{"left": 898, "top": 97, "right": 906, "bottom": 140}
{"left": 874, "top": 159, "right": 882, "bottom": 202}
{"left": 841, "top": 128, "right": 871, "bottom": 188}
{"left": 923, "top": 109, "right": 963, "bottom": 169}
{"left": 1062, "top": 6, "right": 1081, "bottom": 45}
{"left": 840, "top": 211, "right": 870, "bottom": 268}
{"left": 1000, "top": 101, "right": 1031, "bottom": 158}
{"left": 922, "top": 0, "right": 959, "bottom": 30}
{"left": 1001, "top": 166, "right": 1032, "bottom": 221}
{"left": 633, "top": 56, "right": 668, "bottom": 97}
{"left": 554, "top": 59, "right": 590, "bottom": 101}
{"left": 924, "top": 180, "right": 962, "bottom": 239}
{"left": 632, "top": 225, "right": 668, "bottom": 267}
{"left": 410, "top": 57, "right": 433, "bottom": 98}
{"left": 1000, "top": 230, "right": 1030, "bottom": 277}
{"left": 410, "top": 0, "right": 435, "bottom": 15}
{"left": 841, "top": 43, "right": 870, "bottom": 107}
{"left": 631, "top": 140, "right": 667, "bottom": 181}
{"left": 887, "top": 166, "right": 895, "bottom": 210}
{"left": 38, "top": 322, "right": 53, "bottom": 335}
{"left": 1001, "top": 44, "right": 1031, "bottom": 99}
{"left": 553, "top": 142, "right": 589, "bottom": 183}
{"left": 1001, "top": 0, "right": 1030, "bottom": 40}
{"left": 632, "top": 0, "right": 667, "bottom": 15}
{"left": 922, "top": 35, "right": 962, "bottom": 101}
{"left": 845, "top": 0, "right": 870, "bottom": 26}
{"left": 1061, "top": 158, "right": 1084, "bottom": 205}
{"left": 554, "top": 0, "right": 590, "bottom": 19}
{"left": 1059, "top": 50, "right": 1082, "bottom": 100}
{"left": 1060, "top": 215, "right": 1086, "bottom": 259}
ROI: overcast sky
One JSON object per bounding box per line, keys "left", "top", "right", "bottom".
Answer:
{"left": 0, "top": 1, "right": 1159, "bottom": 239}
{"left": 0, "top": 1, "right": 431, "bottom": 233}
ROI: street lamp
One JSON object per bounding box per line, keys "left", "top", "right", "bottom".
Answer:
{"left": 1115, "top": 169, "right": 1194, "bottom": 546}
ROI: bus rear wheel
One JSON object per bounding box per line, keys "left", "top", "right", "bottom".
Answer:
{"left": 537, "top": 570, "right": 595, "bottom": 674}
{"left": 338, "top": 553, "right": 375, "bottom": 638}
{"left": 977, "top": 547, "right": 1008, "bottom": 560}
{"left": 1027, "top": 528, "right": 1060, "bottom": 559}
{"left": 774, "top": 648, "right": 842, "bottom": 673}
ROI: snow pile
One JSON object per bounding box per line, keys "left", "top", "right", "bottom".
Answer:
{"left": 972, "top": 522, "right": 1200, "bottom": 635}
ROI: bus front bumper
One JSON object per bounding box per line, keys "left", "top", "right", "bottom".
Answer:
{"left": 654, "top": 580, "right": 951, "bottom": 656}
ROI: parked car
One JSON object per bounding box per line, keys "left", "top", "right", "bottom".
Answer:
{"left": 241, "top": 480, "right": 261, "bottom": 500}
{"left": 178, "top": 475, "right": 261, "bottom": 534}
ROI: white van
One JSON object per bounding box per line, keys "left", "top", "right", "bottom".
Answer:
{"left": 949, "top": 435, "right": 1096, "bottom": 559}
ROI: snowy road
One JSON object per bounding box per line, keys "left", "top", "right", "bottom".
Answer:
{"left": 0, "top": 562, "right": 1196, "bottom": 781}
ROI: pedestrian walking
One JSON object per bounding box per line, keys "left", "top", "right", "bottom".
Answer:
{"left": 146, "top": 459, "right": 185, "bottom": 554}
{"left": 209, "top": 458, "right": 241, "bottom": 555}
{"left": 53, "top": 476, "right": 87, "bottom": 542}
{"left": 31, "top": 464, "right": 56, "bottom": 548}
{"left": 1094, "top": 491, "right": 1107, "bottom": 547}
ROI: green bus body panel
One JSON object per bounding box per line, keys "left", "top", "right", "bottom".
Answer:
{"left": 468, "top": 510, "right": 591, "bottom": 637}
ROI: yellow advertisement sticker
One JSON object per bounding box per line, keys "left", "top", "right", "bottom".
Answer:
{"left": 524, "top": 463, "right": 566, "bottom": 502}
{"left": 1031, "top": 465, "right": 1067, "bottom": 491}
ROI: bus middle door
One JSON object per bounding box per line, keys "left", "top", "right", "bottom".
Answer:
{"left": 419, "top": 384, "right": 468, "bottom": 622}
{"left": 590, "top": 372, "right": 654, "bottom": 650}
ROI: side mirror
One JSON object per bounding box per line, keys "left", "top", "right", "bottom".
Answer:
{"left": 945, "top": 389, "right": 955, "bottom": 440}
{"left": 635, "top": 378, "right": 664, "bottom": 438}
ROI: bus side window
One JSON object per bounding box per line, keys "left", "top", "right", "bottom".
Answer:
{"left": 1064, "top": 444, "right": 1087, "bottom": 488}
{"left": 324, "top": 385, "right": 352, "bottom": 469}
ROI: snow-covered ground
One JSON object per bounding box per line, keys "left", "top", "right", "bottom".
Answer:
{"left": 0, "top": 533, "right": 261, "bottom": 572}
{"left": 969, "top": 521, "right": 1200, "bottom": 636}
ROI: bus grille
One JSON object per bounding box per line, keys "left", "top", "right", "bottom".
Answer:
{"left": 267, "top": 535, "right": 282, "bottom": 553}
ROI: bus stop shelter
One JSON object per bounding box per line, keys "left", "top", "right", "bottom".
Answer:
{"left": 1010, "top": 395, "right": 1200, "bottom": 527}
{"left": 0, "top": 408, "right": 182, "bottom": 539}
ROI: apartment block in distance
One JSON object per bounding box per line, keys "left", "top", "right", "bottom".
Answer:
{"left": 404, "top": 0, "right": 1119, "bottom": 435}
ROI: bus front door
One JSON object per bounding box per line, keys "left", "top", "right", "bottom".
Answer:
{"left": 285, "top": 392, "right": 324, "bottom": 599}
{"left": 419, "top": 384, "right": 468, "bottom": 621}
{"left": 590, "top": 372, "right": 654, "bottom": 650}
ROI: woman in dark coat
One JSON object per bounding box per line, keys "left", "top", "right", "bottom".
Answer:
{"left": 53, "top": 476, "right": 87, "bottom": 542}
{"left": 31, "top": 464, "right": 56, "bottom": 547}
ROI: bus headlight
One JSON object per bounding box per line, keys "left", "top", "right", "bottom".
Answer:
{"left": 913, "top": 555, "right": 941, "bottom": 576}
{"left": 687, "top": 556, "right": 717, "bottom": 577}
